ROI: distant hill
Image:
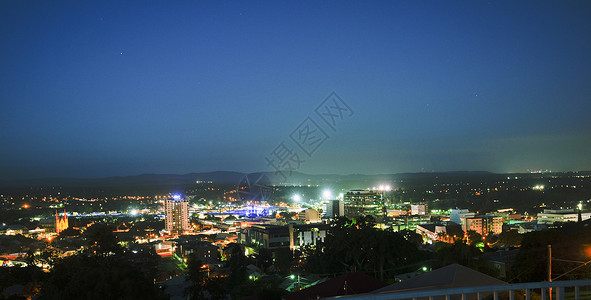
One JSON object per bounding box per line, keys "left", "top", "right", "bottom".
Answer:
{"left": 2, "top": 170, "right": 589, "bottom": 197}
{"left": 0, "top": 170, "right": 497, "bottom": 189}
{"left": 4, "top": 170, "right": 587, "bottom": 191}
{"left": 0, "top": 171, "right": 247, "bottom": 189}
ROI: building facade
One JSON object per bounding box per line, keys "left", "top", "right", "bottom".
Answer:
{"left": 239, "top": 223, "right": 329, "bottom": 250}
{"left": 344, "top": 190, "right": 383, "bottom": 218}
{"left": 537, "top": 208, "right": 591, "bottom": 224}
{"left": 165, "top": 198, "right": 190, "bottom": 234}
{"left": 450, "top": 208, "right": 475, "bottom": 225}
{"left": 325, "top": 199, "right": 345, "bottom": 218}
{"left": 463, "top": 215, "right": 503, "bottom": 235}
{"left": 411, "top": 204, "right": 428, "bottom": 215}
{"left": 55, "top": 210, "right": 69, "bottom": 234}
{"left": 301, "top": 208, "right": 322, "bottom": 223}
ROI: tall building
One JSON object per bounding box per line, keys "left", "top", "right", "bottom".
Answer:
{"left": 325, "top": 199, "right": 345, "bottom": 218}
{"left": 344, "top": 190, "right": 383, "bottom": 218}
{"left": 55, "top": 210, "right": 68, "bottom": 234}
{"left": 463, "top": 215, "right": 503, "bottom": 235}
{"left": 165, "top": 197, "right": 189, "bottom": 234}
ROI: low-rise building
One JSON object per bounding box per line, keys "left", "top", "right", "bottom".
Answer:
{"left": 176, "top": 240, "right": 219, "bottom": 261}
{"left": 239, "top": 223, "right": 329, "bottom": 250}
{"left": 416, "top": 224, "right": 446, "bottom": 242}
{"left": 300, "top": 209, "right": 322, "bottom": 223}
{"left": 411, "top": 204, "right": 428, "bottom": 216}
{"left": 537, "top": 208, "right": 591, "bottom": 224}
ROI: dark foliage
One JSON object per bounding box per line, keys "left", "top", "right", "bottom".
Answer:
{"left": 510, "top": 220, "right": 591, "bottom": 282}
{"left": 303, "top": 216, "right": 427, "bottom": 280}
{"left": 39, "top": 255, "right": 167, "bottom": 300}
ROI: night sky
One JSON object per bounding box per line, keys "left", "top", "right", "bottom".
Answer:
{"left": 2, "top": 1, "right": 591, "bottom": 180}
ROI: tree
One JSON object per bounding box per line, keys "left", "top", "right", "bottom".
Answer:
{"left": 466, "top": 230, "right": 482, "bottom": 245}
{"left": 185, "top": 255, "right": 207, "bottom": 299}
{"left": 0, "top": 264, "right": 45, "bottom": 296}
{"left": 185, "top": 254, "right": 229, "bottom": 300}
{"left": 304, "top": 217, "right": 427, "bottom": 280}
{"left": 84, "top": 223, "right": 121, "bottom": 256}
{"left": 255, "top": 248, "right": 273, "bottom": 271}
{"left": 41, "top": 255, "right": 167, "bottom": 299}
{"left": 227, "top": 244, "right": 248, "bottom": 286}
{"left": 278, "top": 211, "right": 297, "bottom": 220}
{"left": 511, "top": 220, "right": 591, "bottom": 282}
{"left": 400, "top": 229, "right": 423, "bottom": 244}
{"left": 498, "top": 230, "right": 522, "bottom": 246}
{"left": 58, "top": 227, "right": 81, "bottom": 237}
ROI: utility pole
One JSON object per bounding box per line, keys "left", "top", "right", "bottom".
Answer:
{"left": 548, "top": 244, "right": 552, "bottom": 300}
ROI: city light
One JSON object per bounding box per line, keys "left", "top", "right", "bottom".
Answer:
{"left": 172, "top": 194, "right": 181, "bottom": 200}
{"left": 293, "top": 194, "right": 302, "bottom": 202}
{"left": 375, "top": 185, "right": 392, "bottom": 191}
{"left": 130, "top": 209, "right": 138, "bottom": 216}
{"left": 322, "top": 190, "right": 333, "bottom": 200}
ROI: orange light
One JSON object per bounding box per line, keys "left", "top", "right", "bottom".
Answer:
{"left": 23, "top": 204, "right": 30, "bottom": 209}
{"left": 584, "top": 245, "right": 591, "bottom": 258}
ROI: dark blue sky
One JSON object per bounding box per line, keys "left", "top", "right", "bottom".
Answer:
{"left": 2, "top": 1, "right": 591, "bottom": 179}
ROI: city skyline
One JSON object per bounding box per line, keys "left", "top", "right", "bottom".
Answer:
{"left": 2, "top": 1, "right": 591, "bottom": 180}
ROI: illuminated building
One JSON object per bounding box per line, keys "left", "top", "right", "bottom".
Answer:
{"left": 239, "top": 223, "right": 329, "bottom": 250}
{"left": 344, "top": 190, "right": 383, "bottom": 218}
{"left": 55, "top": 210, "right": 69, "bottom": 234}
{"left": 300, "top": 208, "right": 321, "bottom": 223}
{"left": 450, "top": 208, "right": 475, "bottom": 225}
{"left": 325, "top": 199, "right": 345, "bottom": 218}
{"left": 416, "top": 224, "right": 446, "bottom": 242}
{"left": 411, "top": 204, "right": 428, "bottom": 215}
{"left": 165, "top": 196, "right": 189, "bottom": 234}
{"left": 537, "top": 208, "right": 591, "bottom": 224}
{"left": 463, "top": 215, "right": 503, "bottom": 235}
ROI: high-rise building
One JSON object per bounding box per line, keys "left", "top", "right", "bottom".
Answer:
{"left": 165, "top": 197, "right": 189, "bottom": 234}
{"left": 344, "top": 190, "right": 383, "bottom": 218}
{"left": 463, "top": 215, "right": 503, "bottom": 235}
{"left": 325, "top": 199, "right": 345, "bottom": 218}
